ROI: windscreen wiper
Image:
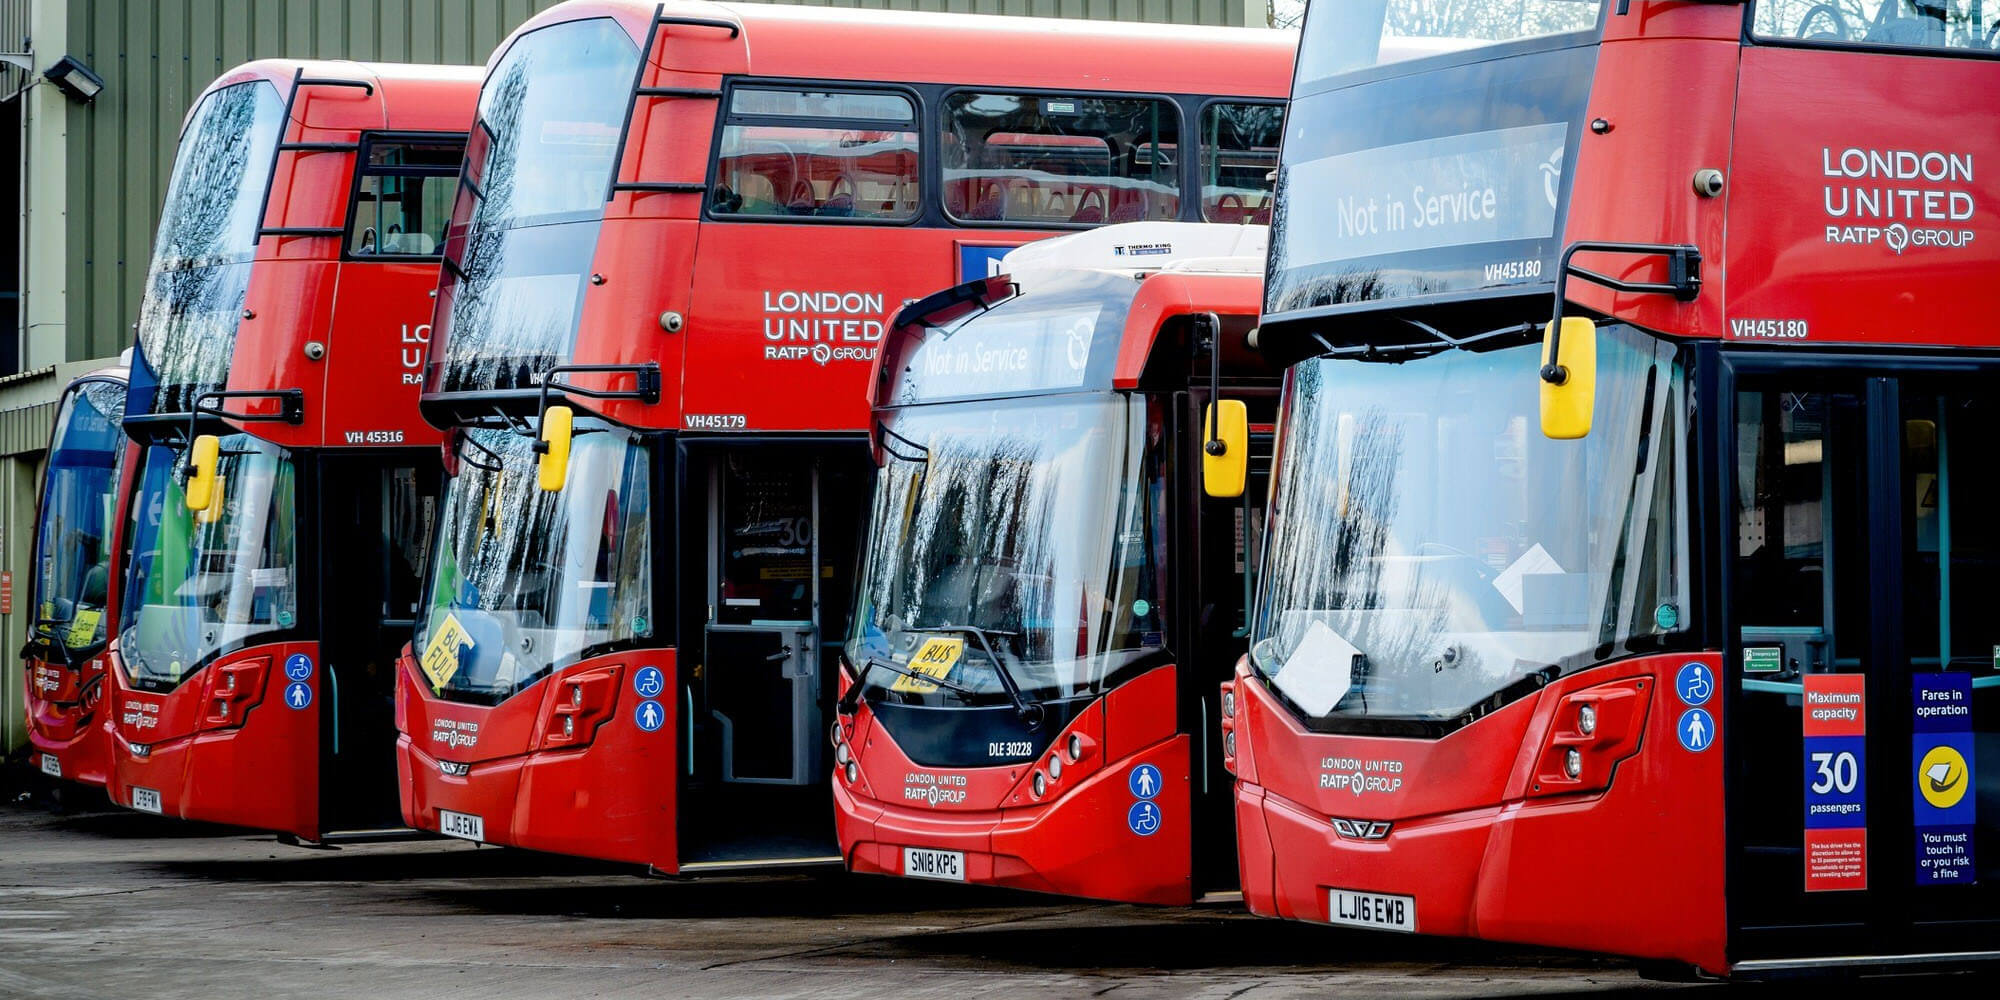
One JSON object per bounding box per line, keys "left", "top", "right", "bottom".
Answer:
{"left": 1309, "top": 319, "right": 1535, "bottom": 361}
{"left": 26, "top": 618, "right": 78, "bottom": 668}
{"left": 871, "top": 657, "right": 981, "bottom": 697}
{"left": 925, "top": 624, "right": 1043, "bottom": 727}
{"left": 837, "top": 653, "right": 981, "bottom": 715}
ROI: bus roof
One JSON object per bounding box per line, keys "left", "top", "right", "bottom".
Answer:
{"left": 505, "top": 0, "right": 1296, "bottom": 96}
{"left": 1000, "top": 221, "right": 1268, "bottom": 285}
{"left": 196, "top": 60, "right": 484, "bottom": 135}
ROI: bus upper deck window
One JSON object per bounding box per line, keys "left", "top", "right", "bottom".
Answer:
{"left": 711, "top": 87, "right": 921, "bottom": 222}
{"left": 1754, "top": 0, "right": 1997, "bottom": 52}
{"left": 1199, "top": 103, "right": 1282, "bottom": 224}
{"left": 349, "top": 138, "right": 464, "bottom": 257}
{"left": 942, "top": 93, "right": 1182, "bottom": 227}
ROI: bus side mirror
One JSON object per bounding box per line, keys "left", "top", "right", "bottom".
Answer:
{"left": 194, "top": 476, "right": 227, "bottom": 525}
{"left": 537, "top": 404, "right": 573, "bottom": 492}
{"left": 1539, "top": 318, "right": 1597, "bottom": 440}
{"left": 184, "top": 434, "right": 220, "bottom": 511}
{"left": 1203, "top": 400, "right": 1248, "bottom": 498}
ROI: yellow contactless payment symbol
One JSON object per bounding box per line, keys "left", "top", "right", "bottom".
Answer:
{"left": 421, "top": 613, "right": 475, "bottom": 692}
{"left": 1919, "top": 744, "right": 1969, "bottom": 809}
{"left": 890, "top": 636, "right": 964, "bottom": 694}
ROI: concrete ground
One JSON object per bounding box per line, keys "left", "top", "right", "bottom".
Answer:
{"left": 0, "top": 790, "right": 1986, "bottom": 999}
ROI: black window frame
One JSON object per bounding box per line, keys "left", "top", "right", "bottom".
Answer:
{"left": 341, "top": 130, "right": 470, "bottom": 263}
{"left": 703, "top": 78, "right": 928, "bottom": 228}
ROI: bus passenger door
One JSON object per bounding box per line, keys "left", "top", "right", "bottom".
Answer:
{"left": 317, "top": 454, "right": 439, "bottom": 832}
{"left": 1727, "top": 367, "right": 2000, "bottom": 963}
{"left": 685, "top": 444, "right": 861, "bottom": 863}
{"left": 703, "top": 453, "right": 821, "bottom": 787}
{"left": 1179, "top": 389, "right": 1272, "bottom": 893}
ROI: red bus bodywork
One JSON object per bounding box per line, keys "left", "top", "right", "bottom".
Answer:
{"left": 107, "top": 61, "right": 479, "bottom": 840}
{"left": 1239, "top": 0, "right": 2000, "bottom": 976}
{"left": 396, "top": 1, "right": 1294, "bottom": 874}
{"left": 24, "top": 368, "right": 134, "bottom": 789}
{"left": 836, "top": 238, "right": 1274, "bottom": 904}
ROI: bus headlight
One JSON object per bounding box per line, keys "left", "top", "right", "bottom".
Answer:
{"left": 1577, "top": 703, "right": 1597, "bottom": 736}
{"left": 1222, "top": 690, "right": 1235, "bottom": 717}
{"left": 844, "top": 761, "right": 859, "bottom": 784}
{"left": 836, "top": 743, "right": 852, "bottom": 766}
{"left": 830, "top": 721, "right": 845, "bottom": 748}
{"left": 1225, "top": 730, "right": 1236, "bottom": 757}
{"left": 1031, "top": 771, "right": 1046, "bottom": 797}
{"left": 1047, "top": 755, "right": 1062, "bottom": 780}
{"left": 1564, "top": 748, "right": 1583, "bottom": 780}
{"left": 1067, "top": 733, "right": 1083, "bottom": 762}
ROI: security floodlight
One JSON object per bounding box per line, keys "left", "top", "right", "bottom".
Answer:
{"left": 43, "top": 55, "right": 103, "bottom": 103}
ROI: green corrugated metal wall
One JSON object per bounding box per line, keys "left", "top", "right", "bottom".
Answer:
{"left": 61, "top": 0, "right": 1242, "bottom": 365}
{"left": 61, "top": 0, "right": 566, "bottom": 365}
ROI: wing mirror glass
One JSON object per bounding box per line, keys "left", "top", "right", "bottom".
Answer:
{"left": 183, "top": 434, "right": 220, "bottom": 511}
{"left": 1539, "top": 317, "right": 1597, "bottom": 440}
{"left": 1202, "top": 400, "right": 1249, "bottom": 498}
{"left": 537, "top": 405, "right": 574, "bottom": 492}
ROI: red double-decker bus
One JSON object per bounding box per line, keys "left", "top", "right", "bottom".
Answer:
{"left": 1229, "top": 0, "right": 1998, "bottom": 976}
{"left": 834, "top": 222, "right": 1276, "bottom": 903}
{"left": 397, "top": 0, "right": 1291, "bottom": 873}
{"left": 23, "top": 364, "right": 134, "bottom": 790}
{"left": 107, "top": 61, "right": 479, "bottom": 840}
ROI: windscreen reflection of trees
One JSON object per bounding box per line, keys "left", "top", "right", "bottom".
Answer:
{"left": 860, "top": 423, "right": 1104, "bottom": 692}
{"left": 874, "top": 437, "right": 1058, "bottom": 643}
{"left": 437, "top": 22, "right": 637, "bottom": 392}
{"left": 856, "top": 398, "right": 1162, "bottom": 703}
{"left": 122, "top": 439, "right": 298, "bottom": 685}
{"left": 35, "top": 383, "right": 127, "bottom": 647}
{"left": 136, "top": 83, "right": 281, "bottom": 412}
{"left": 1256, "top": 339, "right": 1680, "bottom": 719}
{"left": 1258, "top": 375, "right": 1465, "bottom": 704}
{"left": 428, "top": 429, "right": 651, "bottom": 695}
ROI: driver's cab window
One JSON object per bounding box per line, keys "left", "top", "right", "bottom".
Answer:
{"left": 348, "top": 137, "right": 463, "bottom": 257}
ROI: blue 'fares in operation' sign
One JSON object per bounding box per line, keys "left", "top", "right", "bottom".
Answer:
{"left": 1912, "top": 673, "right": 1975, "bottom": 885}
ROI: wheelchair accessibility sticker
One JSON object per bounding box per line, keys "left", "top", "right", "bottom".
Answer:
{"left": 634, "top": 665, "right": 665, "bottom": 699}
{"left": 1128, "top": 799, "right": 1162, "bottom": 837}
{"left": 1675, "top": 661, "right": 1713, "bottom": 707}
